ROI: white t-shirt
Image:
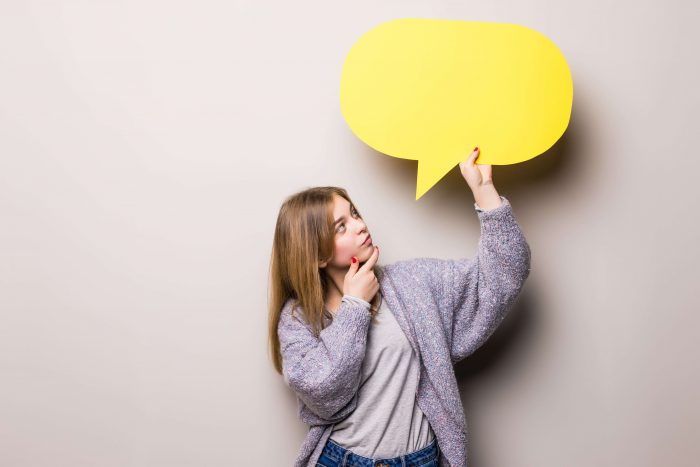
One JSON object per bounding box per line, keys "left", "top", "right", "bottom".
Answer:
{"left": 329, "top": 295, "right": 435, "bottom": 458}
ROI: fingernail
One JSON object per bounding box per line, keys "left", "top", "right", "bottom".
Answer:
{"left": 474, "top": 147, "right": 479, "bottom": 152}
{"left": 352, "top": 257, "right": 357, "bottom": 263}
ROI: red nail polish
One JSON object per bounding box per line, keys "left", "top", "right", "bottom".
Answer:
{"left": 352, "top": 257, "right": 357, "bottom": 263}
{"left": 474, "top": 147, "right": 479, "bottom": 152}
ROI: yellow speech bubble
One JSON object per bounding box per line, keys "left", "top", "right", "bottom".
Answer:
{"left": 340, "top": 18, "right": 573, "bottom": 200}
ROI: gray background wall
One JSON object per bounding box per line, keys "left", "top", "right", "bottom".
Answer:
{"left": 1, "top": 1, "right": 698, "bottom": 466}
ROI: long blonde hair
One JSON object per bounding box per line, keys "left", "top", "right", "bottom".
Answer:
{"left": 267, "top": 186, "right": 383, "bottom": 375}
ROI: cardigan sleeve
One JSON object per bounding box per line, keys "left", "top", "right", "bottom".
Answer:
{"left": 414, "top": 196, "right": 531, "bottom": 364}
{"left": 446, "top": 195, "right": 531, "bottom": 363}
{"left": 277, "top": 296, "right": 371, "bottom": 422}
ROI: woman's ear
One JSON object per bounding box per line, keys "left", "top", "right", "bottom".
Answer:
{"left": 318, "top": 259, "right": 327, "bottom": 268}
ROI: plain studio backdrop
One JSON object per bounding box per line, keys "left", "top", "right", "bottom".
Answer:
{"left": 1, "top": 1, "right": 698, "bottom": 466}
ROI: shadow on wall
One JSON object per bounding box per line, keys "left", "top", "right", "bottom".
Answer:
{"left": 354, "top": 106, "right": 581, "bottom": 203}
{"left": 452, "top": 289, "right": 538, "bottom": 467}
{"left": 454, "top": 288, "right": 538, "bottom": 379}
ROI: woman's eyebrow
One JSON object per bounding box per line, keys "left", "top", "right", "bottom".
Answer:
{"left": 333, "top": 205, "right": 356, "bottom": 226}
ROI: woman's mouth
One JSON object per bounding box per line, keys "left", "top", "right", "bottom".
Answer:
{"left": 362, "top": 235, "right": 372, "bottom": 246}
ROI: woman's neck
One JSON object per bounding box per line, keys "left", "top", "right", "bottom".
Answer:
{"left": 323, "top": 290, "right": 341, "bottom": 312}
{"left": 324, "top": 277, "right": 345, "bottom": 314}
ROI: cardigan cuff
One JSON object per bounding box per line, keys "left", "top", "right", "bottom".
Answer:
{"left": 474, "top": 195, "right": 508, "bottom": 213}
{"left": 342, "top": 294, "right": 372, "bottom": 309}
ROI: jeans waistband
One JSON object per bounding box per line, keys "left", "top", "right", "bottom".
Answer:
{"left": 321, "top": 437, "right": 440, "bottom": 467}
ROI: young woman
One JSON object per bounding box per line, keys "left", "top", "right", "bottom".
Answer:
{"left": 268, "top": 148, "right": 532, "bottom": 467}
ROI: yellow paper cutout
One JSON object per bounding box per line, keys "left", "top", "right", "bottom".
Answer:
{"left": 339, "top": 18, "right": 573, "bottom": 200}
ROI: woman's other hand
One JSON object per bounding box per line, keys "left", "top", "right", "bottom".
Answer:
{"left": 459, "top": 147, "right": 492, "bottom": 191}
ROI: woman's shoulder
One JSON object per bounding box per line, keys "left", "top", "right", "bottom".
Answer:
{"left": 280, "top": 297, "right": 321, "bottom": 328}
{"left": 280, "top": 297, "right": 305, "bottom": 321}
{"left": 381, "top": 257, "right": 453, "bottom": 279}
{"left": 380, "top": 257, "right": 461, "bottom": 301}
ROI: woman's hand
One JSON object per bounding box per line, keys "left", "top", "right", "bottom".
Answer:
{"left": 459, "top": 147, "right": 503, "bottom": 210}
{"left": 343, "top": 245, "right": 380, "bottom": 304}
{"left": 458, "top": 147, "right": 492, "bottom": 191}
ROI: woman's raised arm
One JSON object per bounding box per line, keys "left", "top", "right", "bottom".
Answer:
{"left": 445, "top": 197, "right": 531, "bottom": 363}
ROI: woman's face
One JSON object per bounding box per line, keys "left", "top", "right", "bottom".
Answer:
{"left": 319, "top": 194, "right": 373, "bottom": 270}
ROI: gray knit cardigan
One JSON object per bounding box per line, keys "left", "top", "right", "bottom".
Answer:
{"left": 277, "top": 196, "right": 531, "bottom": 467}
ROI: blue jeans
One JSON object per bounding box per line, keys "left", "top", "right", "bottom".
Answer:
{"left": 315, "top": 437, "right": 440, "bottom": 467}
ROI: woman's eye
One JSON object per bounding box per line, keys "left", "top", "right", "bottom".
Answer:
{"left": 336, "top": 209, "right": 360, "bottom": 233}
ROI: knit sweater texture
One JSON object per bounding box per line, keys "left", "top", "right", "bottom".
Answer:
{"left": 277, "top": 195, "right": 531, "bottom": 467}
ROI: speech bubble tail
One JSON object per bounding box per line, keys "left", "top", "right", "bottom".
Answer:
{"left": 415, "top": 157, "right": 459, "bottom": 200}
